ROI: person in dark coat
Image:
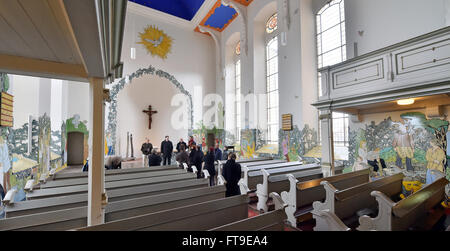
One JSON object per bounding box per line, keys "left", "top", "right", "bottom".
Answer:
{"left": 176, "top": 138, "right": 187, "bottom": 153}
{"left": 148, "top": 149, "right": 162, "bottom": 167}
{"left": 160, "top": 136, "right": 173, "bottom": 165}
{"left": 195, "top": 145, "right": 205, "bottom": 179}
{"left": 214, "top": 143, "right": 222, "bottom": 161}
{"left": 222, "top": 153, "right": 241, "bottom": 197}
{"left": 175, "top": 145, "right": 189, "bottom": 169}
{"left": 204, "top": 147, "right": 216, "bottom": 186}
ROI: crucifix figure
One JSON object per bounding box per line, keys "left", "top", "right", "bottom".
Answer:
{"left": 143, "top": 105, "right": 158, "bottom": 129}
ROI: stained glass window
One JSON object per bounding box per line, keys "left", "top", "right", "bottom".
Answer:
{"left": 266, "top": 13, "right": 278, "bottom": 34}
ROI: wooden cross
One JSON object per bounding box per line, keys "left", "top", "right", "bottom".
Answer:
{"left": 143, "top": 105, "right": 158, "bottom": 129}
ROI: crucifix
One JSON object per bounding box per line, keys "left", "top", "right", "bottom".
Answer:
{"left": 143, "top": 105, "right": 158, "bottom": 129}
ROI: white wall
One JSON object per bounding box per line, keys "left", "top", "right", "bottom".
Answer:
{"left": 11, "top": 74, "right": 39, "bottom": 128}
{"left": 10, "top": 75, "right": 89, "bottom": 130}
{"left": 345, "top": 0, "right": 448, "bottom": 58}
{"left": 120, "top": 11, "right": 216, "bottom": 128}
{"left": 66, "top": 81, "right": 90, "bottom": 123}
{"left": 116, "top": 74, "right": 189, "bottom": 156}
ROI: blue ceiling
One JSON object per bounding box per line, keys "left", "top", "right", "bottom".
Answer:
{"left": 203, "top": 4, "right": 237, "bottom": 30}
{"left": 130, "top": 0, "right": 206, "bottom": 21}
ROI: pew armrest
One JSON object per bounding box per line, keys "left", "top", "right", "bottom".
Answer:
{"left": 243, "top": 166, "right": 249, "bottom": 187}
{"left": 2, "top": 188, "right": 17, "bottom": 206}
{"left": 256, "top": 169, "right": 270, "bottom": 212}
{"left": 182, "top": 163, "right": 188, "bottom": 171}
{"left": 270, "top": 192, "right": 287, "bottom": 211}
{"left": 39, "top": 174, "right": 47, "bottom": 184}
{"left": 238, "top": 179, "right": 250, "bottom": 194}
{"left": 312, "top": 181, "right": 338, "bottom": 214}
{"left": 49, "top": 168, "right": 56, "bottom": 176}
{"left": 217, "top": 175, "right": 226, "bottom": 186}
{"left": 203, "top": 170, "right": 210, "bottom": 179}
{"left": 24, "top": 179, "right": 35, "bottom": 192}
{"left": 357, "top": 191, "right": 396, "bottom": 231}
{"left": 313, "top": 210, "right": 351, "bottom": 231}
{"left": 281, "top": 174, "right": 299, "bottom": 227}
{"left": 192, "top": 166, "right": 198, "bottom": 174}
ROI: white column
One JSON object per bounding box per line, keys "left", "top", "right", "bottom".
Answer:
{"left": 319, "top": 109, "right": 335, "bottom": 177}
{"left": 88, "top": 77, "right": 106, "bottom": 226}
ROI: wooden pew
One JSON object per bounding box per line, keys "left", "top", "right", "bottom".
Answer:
{"left": 3, "top": 178, "right": 210, "bottom": 218}
{"left": 357, "top": 177, "right": 449, "bottom": 231}
{"left": 51, "top": 165, "right": 179, "bottom": 181}
{"left": 254, "top": 167, "right": 323, "bottom": 212}
{"left": 39, "top": 169, "right": 188, "bottom": 189}
{"left": 75, "top": 195, "right": 249, "bottom": 231}
{"left": 0, "top": 185, "right": 227, "bottom": 231}
{"left": 25, "top": 172, "right": 199, "bottom": 200}
{"left": 216, "top": 157, "right": 274, "bottom": 176}
{"left": 312, "top": 173, "right": 405, "bottom": 231}
{"left": 242, "top": 163, "right": 321, "bottom": 191}
{"left": 280, "top": 168, "right": 371, "bottom": 226}
{"left": 242, "top": 161, "right": 305, "bottom": 181}
{"left": 209, "top": 192, "right": 288, "bottom": 231}
{"left": 241, "top": 159, "right": 287, "bottom": 168}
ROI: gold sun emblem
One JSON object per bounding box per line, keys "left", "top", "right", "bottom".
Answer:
{"left": 138, "top": 25, "right": 173, "bottom": 59}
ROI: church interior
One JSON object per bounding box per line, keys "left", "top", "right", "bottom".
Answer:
{"left": 0, "top": 0, "right": 449, "bottom": 234}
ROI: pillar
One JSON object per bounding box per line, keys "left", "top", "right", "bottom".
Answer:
{"left": 88, "top": 77, "right": 106, "bottom": 226}
{"left": 319, "top": 109, "right": 335, "bottom": 177}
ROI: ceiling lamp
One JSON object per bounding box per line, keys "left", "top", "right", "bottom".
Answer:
{"left": 397, "top": 98, "right": 415, "bottom": 106}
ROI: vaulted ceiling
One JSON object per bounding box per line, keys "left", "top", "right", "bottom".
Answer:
{"left": 129, "top": 0, "right": 253, "bottom": 33}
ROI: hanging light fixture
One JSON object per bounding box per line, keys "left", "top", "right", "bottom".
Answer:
{"left": 397, "top": 98, "right": 415, "bottom": 106}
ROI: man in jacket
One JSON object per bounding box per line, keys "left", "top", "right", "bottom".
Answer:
{"left": 176, "top": 138, "right": 187, "bottom": 153}
{"left": 160, "top": 136, "right": 173, "bottom": 166}
{"left": 141, "top": 138, "right": 153, "bottom": 167}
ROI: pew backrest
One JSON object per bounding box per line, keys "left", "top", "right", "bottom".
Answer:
{"left": 315, "top": 173, "right": 404, "bottom": 220}
{"left": 297, "top": 168, "right": 371, "bottom": 208}
{"left": 40, "top": 169, "right": 187, "bottom": 189}
{"left": 76, "top": 195, "right": 249, "bottom": 231}
{"left": 0, "top": 186, "right": 227, "bottom": 231}
{"left": 26, "top": 172, "right": 197, "bottom": 200}
{"left": 52, "top": 165, "right": 179, "bottom": 180}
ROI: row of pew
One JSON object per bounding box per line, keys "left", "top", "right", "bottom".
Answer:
{"left": 1, "top": 156, "right": 448, "bottom": 231}
{"left": 0, "top": 157, "right": 294, "bottom": 231}
{"left": 250, "top": 166, "right": 448, "bottom": 231}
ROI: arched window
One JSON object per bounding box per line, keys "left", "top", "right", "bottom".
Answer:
{"left": 266, "top": 13, "right": 279, "bottom": 145}
{"left": 235, "top": 58, "right": 241, "bottom": 143}
{"left": 316, "top": 0, "right": 348, "bottom": 159}
{"left": 317, "top": 0, "right": 346, "bottom": 96}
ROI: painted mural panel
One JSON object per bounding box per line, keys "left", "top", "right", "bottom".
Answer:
{"left": 278, "top": 125, "right": 319, "bottom": 162}
{"left": 349, "top": 112, "right": 449, "bottom": 189}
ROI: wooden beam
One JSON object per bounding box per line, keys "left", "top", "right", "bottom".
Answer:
{"left": 88, "top": 77, "right": 106, "bottom": 226}
{"left": 0, "top": 53, "right": 88, "bottom": 81}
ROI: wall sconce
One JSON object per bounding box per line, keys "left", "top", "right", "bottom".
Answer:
{"left": 397, "top": 98, "right": 415, "bottom": 106}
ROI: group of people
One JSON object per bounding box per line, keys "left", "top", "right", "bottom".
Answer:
{"left": 140, "top": 136, "right": 241, "bottom": 197}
